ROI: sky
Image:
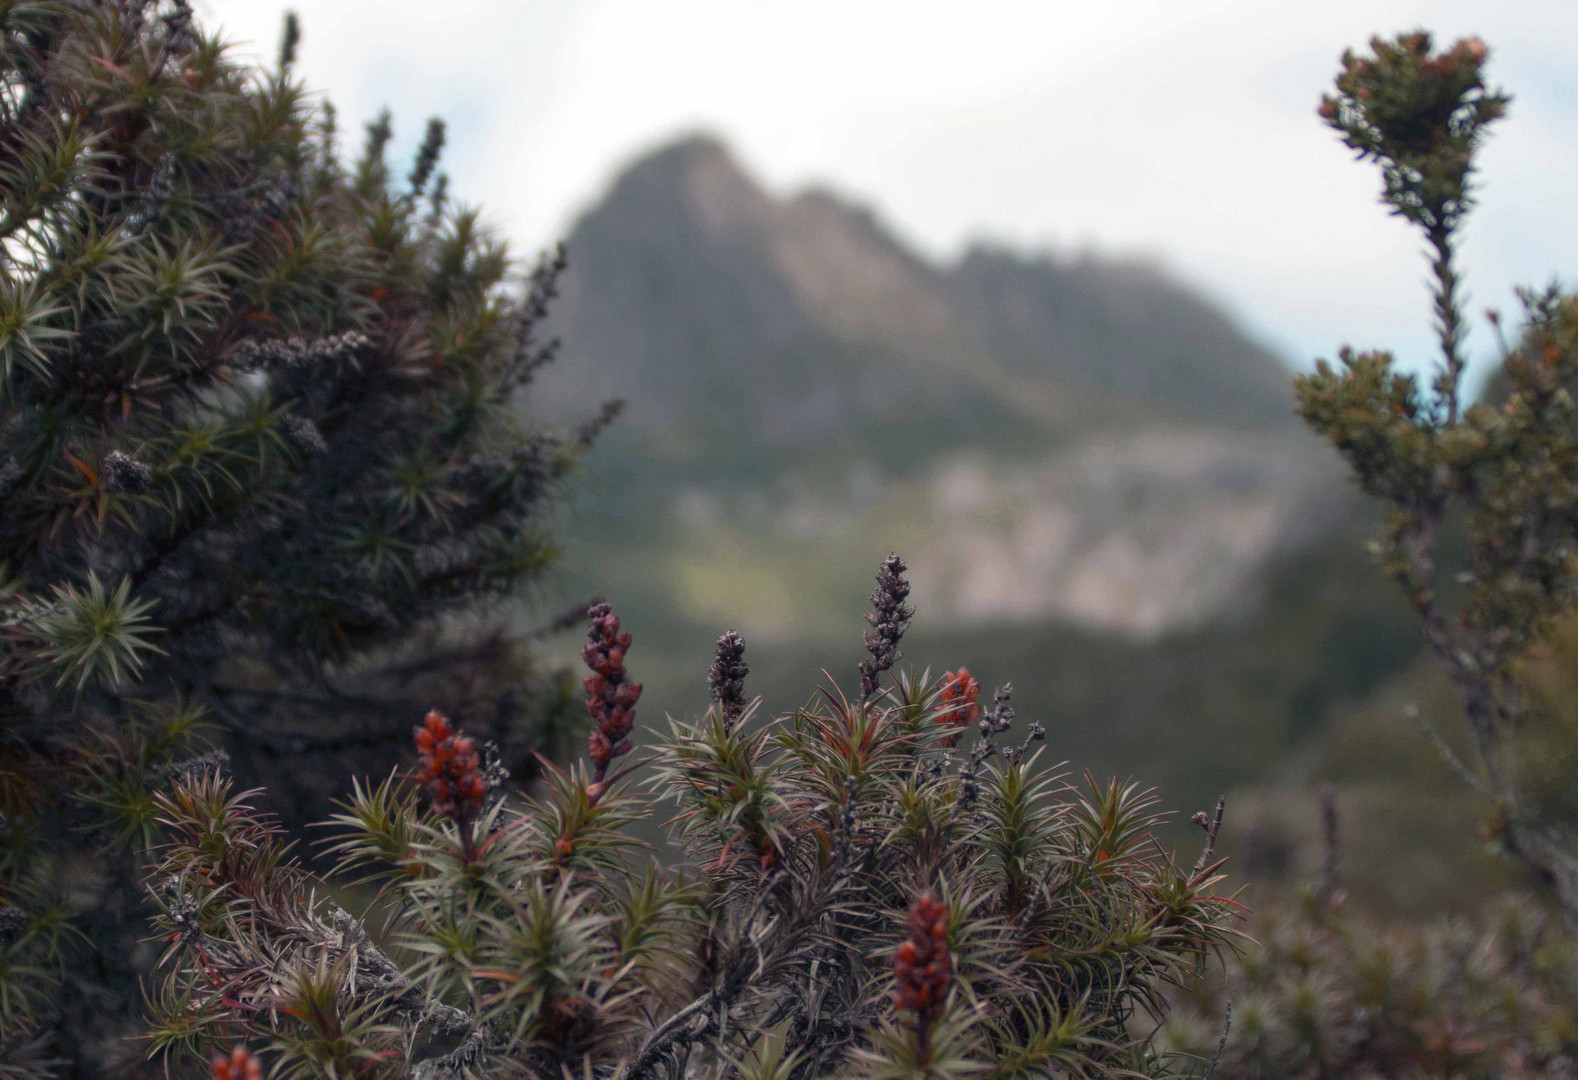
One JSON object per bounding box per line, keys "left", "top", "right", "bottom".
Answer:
{"left": 200, "top": 0, "right": 1578, "bottom": 388}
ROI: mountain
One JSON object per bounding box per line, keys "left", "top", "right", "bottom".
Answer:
{"left": 539, "top": 134, "right": 1296, "bottom": 444}
{"left": 534, "top": 133, "right": 1362, "bottom": 641}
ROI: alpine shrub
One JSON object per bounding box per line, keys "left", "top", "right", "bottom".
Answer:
{"left": 142, "top": 557, "right": 1244, "bottom": 1078}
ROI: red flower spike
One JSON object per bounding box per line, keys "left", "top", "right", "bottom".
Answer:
{"left": 412, "top": 709, "right": 487, "bottom": 827}
{"left": 893, "top": 891, "right": 952, "bottom": 1064}
{"left": 937, "top": 668, "right": 981, "bottom": 748}
{"left": 212, "top": 1045, "right": 263, "bottom": 1080}
{"left": 583, "top": 602, "right": 641, "bottom": 786}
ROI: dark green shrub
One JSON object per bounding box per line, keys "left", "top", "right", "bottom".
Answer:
{"left": 0, "top": 1, "right": 602, "bottom": 1070}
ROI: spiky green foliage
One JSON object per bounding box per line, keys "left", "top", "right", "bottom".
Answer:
{"left": 144, "top": 558, "right": 1242, "bottom": 1078}
{"left": 1298, "top": 32, "right": 1578, "bottom": 915}
{"left": 1166, "top": 895, "right": 1578, "bottom": 1079}
{"left": 0, "top": 1, "right": 604, "bottom": 1069}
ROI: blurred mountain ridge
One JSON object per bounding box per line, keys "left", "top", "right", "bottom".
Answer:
{"left": 536, "top": 132, "right": 1361, "bottom": 639}
{"left": 540, "top": 132, "right": 1299, "bottom": 441}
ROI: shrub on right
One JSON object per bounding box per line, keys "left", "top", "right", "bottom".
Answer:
{"left": 1294, "top": 30, "right": 1578, "bottom": 915}
{"left": 1173, "top": 28, "right": 1578, "bottom": 1079}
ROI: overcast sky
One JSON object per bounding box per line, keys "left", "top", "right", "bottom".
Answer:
{"left": 200, "top": 0, "right": 1578, "bottom": 388}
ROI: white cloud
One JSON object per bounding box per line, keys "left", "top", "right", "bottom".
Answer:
{"left": 200, "top": 0, "right": 1578, "bottom": 384}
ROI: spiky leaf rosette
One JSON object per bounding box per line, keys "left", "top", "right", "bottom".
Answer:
{"left": 0, "top": 0, "right": 607, "bottom": 1068}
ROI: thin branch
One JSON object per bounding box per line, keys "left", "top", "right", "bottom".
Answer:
{"left": 531, "top": 594, "right": 605, "bottom": 638}
{"left": 0, "top": 600, "right": 59, "bottom": 631}
{"left": 172, "top": 894, "right": 489, "bottom": 1076}
{"left": 1397, "top": 497, "right": 1503, "bottom": 780}
{"left": 1191, "top": 795, "right": 1226, "bottom": 878}
{"left": 618, "top": 871, "right": 801, "bottom": 1080}
{"left": 325, "top": 903, "right": 490, "bottom": 1074}
{"left": 615, "top": 989, "right": 720, "bottom": 1080}
{"left": 1202, "top": 1000, "right": 1231, "bottom": 1080}
{"left": 1404, "top": 704, "right": 1492, "bottom": 798}
{"left": 1427, "top": 223, "right": 1467, "bottom": 427}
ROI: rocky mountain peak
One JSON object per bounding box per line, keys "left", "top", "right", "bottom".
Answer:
{"left": 538, "top": 132, "right": 1296, "bottom": 440}
{"left": 598, "top": 133, "right": 773, "bottom": 241}
{"left": 538, "top": 133, "right": 1345, "bottom": 639}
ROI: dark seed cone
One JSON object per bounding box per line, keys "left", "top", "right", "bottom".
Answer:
{"left": 708, "top": 629, "right": 748, "bottom": 728}
{"left": 859, "top": 554, "right": 913, "bottom": 702}
{"left": 583, "top": 602, "right": 641, "bottom": 777}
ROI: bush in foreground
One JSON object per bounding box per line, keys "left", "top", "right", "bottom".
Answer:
{"left": 142, "top": 557, "right": 1241, "bottom": 1078}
